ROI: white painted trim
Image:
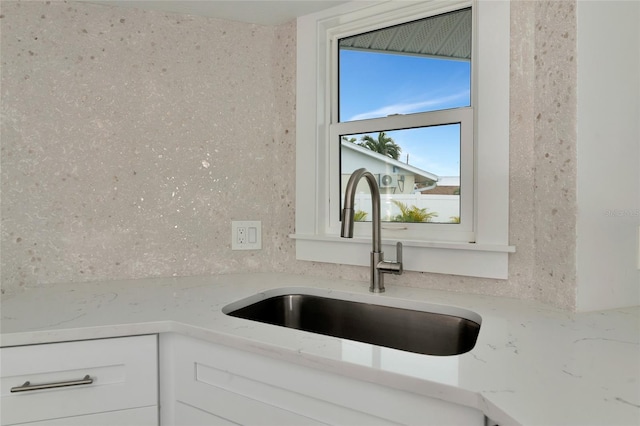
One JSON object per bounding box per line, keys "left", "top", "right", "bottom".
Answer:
{"left": 294, "top": 0, "right": 512, "bottom": 279}
{"left": 292, "top": 235, "right": 512, "bottom": 279}
{"left": 575, "top": 0, "right": 640, "bottom": 310}
{"left": 473, "top": 0, "right": 510, "bottom": 245}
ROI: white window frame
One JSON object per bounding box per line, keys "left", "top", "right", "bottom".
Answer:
{"left": 292, "top": 0, "right": 514, "bottom": 279}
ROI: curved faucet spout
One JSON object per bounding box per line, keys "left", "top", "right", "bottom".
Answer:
{"left": 341, "top": 168, "right": 381, "bottom": 252}
{"left": 341, "top": 168, "right": 403, "bottom": 293}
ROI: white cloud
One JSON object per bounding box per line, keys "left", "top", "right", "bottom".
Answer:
{"left": 347, "top": 91, "right": 469, "bottom": 122}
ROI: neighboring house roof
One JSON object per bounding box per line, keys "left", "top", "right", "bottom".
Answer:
{"left": 341, "top": 140, "right": 439, "bottom": 183}
{"left": 421, "top": 186, "right": 459, "bottom": 195}
{"left": 421, "top": 176, "right": 460, "bottom": 195}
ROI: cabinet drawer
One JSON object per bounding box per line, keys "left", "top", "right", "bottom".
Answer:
{"left": 1, "top": 335, "right": 158, "bottom": 425}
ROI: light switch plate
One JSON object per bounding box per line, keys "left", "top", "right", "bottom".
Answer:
{"left": 232, "top": 221, "right": 262, "bottom": 250}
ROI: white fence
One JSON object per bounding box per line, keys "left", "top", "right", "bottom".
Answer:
{"left": 351, "top": 193, "right": 460, "bottom": 223}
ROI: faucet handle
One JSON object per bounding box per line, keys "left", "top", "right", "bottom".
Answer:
{"left": 394, "top": 242, "right": 403, "bottom": 275}
{"left": 377, "top": 242, "right": 403, "bottom": 276}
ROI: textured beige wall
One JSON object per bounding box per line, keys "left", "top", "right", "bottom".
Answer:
{"left": 1, "top": 1, "right": 297, "bottom": 293}
{"left": 531, "top": 1, "right": 578, "bottom": 309}
{"left": 1, "top": 1, "right": 579, "bottom": 310}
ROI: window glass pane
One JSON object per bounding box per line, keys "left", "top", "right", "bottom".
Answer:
{"left": 338, "top": 8, "right": 472, "bottom": 123}
{"left": 340, "top": 124, "right": 461, "bottom": 224}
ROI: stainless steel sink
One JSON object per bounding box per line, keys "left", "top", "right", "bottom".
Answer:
{"left": 224, "top": 291, "right": 481, "bottom": 356}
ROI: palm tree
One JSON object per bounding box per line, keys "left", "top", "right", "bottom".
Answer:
{"left": 358, "top": 132, "right": 401, "bottom": 160}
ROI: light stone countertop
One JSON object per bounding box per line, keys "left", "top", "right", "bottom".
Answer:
{"left": 1, "top": 273, "right": 638, "bottom": 426}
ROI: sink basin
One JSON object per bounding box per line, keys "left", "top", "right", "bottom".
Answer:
{"left": 223, "top": 289, "right": 481, "bottom": 356}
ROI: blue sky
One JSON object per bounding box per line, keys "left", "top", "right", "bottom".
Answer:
{"left": 339, "top": 49, "right": 470, "bottom": 176}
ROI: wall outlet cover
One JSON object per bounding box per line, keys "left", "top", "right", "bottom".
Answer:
{"left": 232, "top": 221, "right": 262, "bottom": 250}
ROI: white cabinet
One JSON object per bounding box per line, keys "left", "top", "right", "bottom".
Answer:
{"left": 2, "top": 331, "right": 483, "bottom": 425}
{"left": 0, "top": 335, "right": 158, "bottom": 426}
{"left": 160, "top": 333, "right": 483, "bottom": 426}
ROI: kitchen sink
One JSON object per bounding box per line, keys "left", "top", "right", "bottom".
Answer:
{"left": 223, "top": 290, "right": 481, "bottom": 356}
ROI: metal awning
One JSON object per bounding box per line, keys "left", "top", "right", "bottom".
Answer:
{"left": 339, "top": 7, "right": 471, "bottom": 61}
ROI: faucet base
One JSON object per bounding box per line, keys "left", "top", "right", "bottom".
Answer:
{"left": 370, "top": 251, "right": 385, "bottom": 293}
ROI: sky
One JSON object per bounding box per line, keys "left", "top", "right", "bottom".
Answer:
{"left": 339, "top": 49, "right": 470, "bottom": 177}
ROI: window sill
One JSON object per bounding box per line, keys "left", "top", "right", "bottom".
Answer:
{"left": 290, "top": 234, "right": 515, "bottom": 280}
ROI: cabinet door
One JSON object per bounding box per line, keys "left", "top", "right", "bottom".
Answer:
{"left": 161, "top": 333, "right": 484, "bottom": 426}
{"left": 1, "top": 335, "right": 158, "bottom": 425}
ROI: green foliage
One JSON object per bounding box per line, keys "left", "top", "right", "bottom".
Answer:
{"left": 450, "top": 216, "right": 460, "bottom": 223}
{"left": 391, "top": 200, "right": 438, "bottom": 223}
{"left": 356, "top": 132, "right": 402, "bottom": 160}
{"left": 354, "top": 210, "right": 368, "bottom": 222}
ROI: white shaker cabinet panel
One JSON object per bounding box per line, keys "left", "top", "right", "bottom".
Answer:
{"left": 160, "top": 333, "right": 483, "bottom": 426}
{"left": 0, "top": 335, "right": 158, "bottom": 426}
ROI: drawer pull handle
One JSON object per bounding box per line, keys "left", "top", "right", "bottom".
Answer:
{"left": 10, "top": 375, "right": 93, "bottom": 393}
